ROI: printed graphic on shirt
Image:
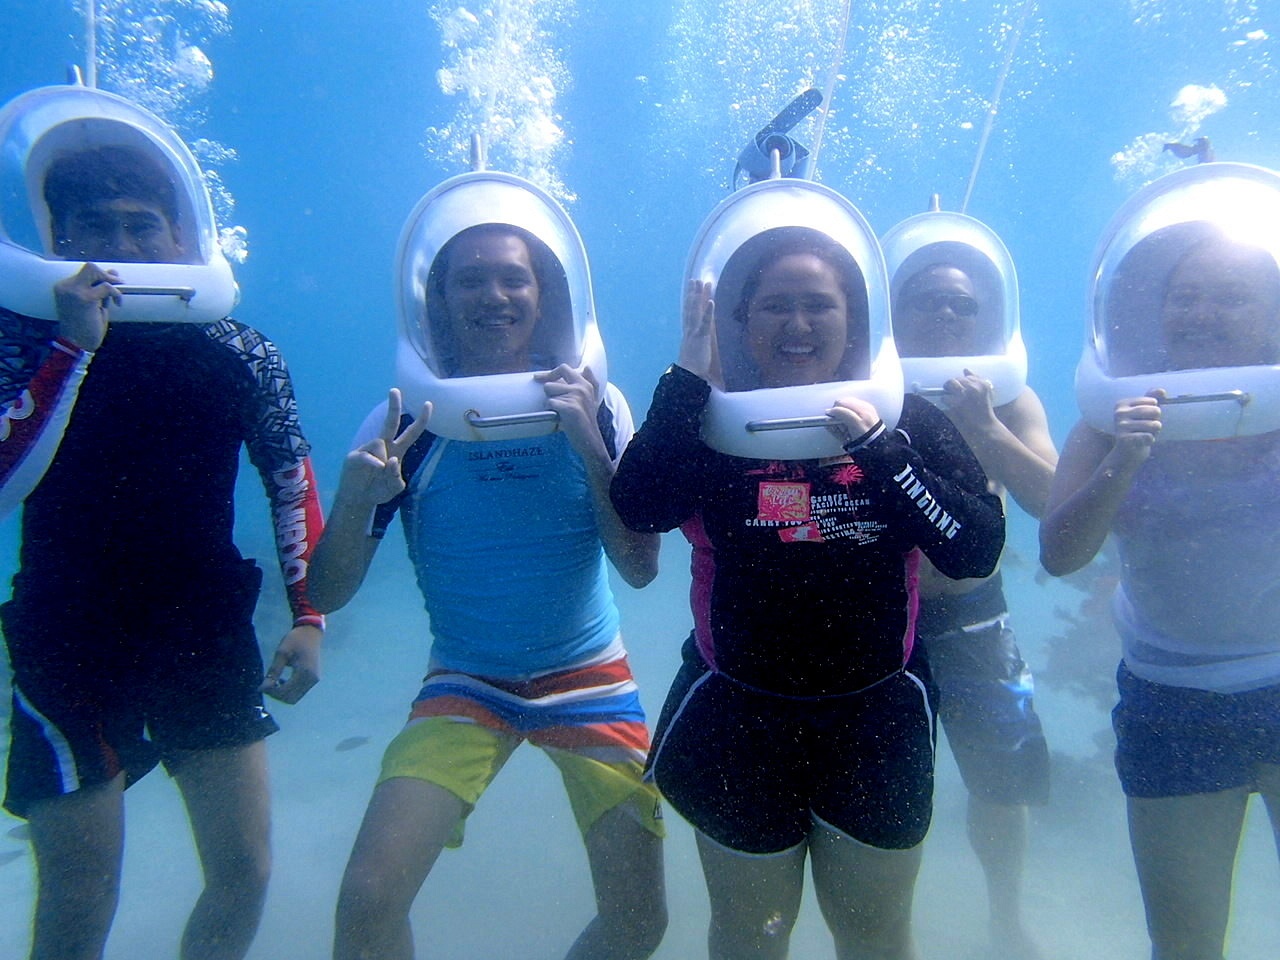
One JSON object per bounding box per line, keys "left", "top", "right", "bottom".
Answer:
{"left": 892, "top": 463, "right": 962, "bottom": 539}
{"left": 746, "top": 460, "right": 884, "bottom": 545}
{"left": 465, "top": 443, "right": 548, "bottom": 482}
{"left": 757, "top": 482, "right": 810, "bottom": 523}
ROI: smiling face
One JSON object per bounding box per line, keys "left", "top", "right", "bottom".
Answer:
{"left": 743, "top": 252, "right": 850, "bottom": 387}
{"left": 441, "top": 229, "right": 541, "bottom": 376}
{"left": 1161, "top": 241, "right": 1280, "bottom": 370}
{"left": 895, "top": 265, "right": 981, "bottom": 358}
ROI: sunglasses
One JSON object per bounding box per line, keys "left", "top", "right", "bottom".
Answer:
{"left": 905, "top": 292, "right": 979, "bottom": 318}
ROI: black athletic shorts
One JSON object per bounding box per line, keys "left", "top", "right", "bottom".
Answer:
{"left": 2, "top": 559, "right": 278, "bottom": 818}
{"left": 918, "top": 577, "right": 1050, "bottom": 806}
{"left": 647, "top": 635, "right": 938, "bottom": 854}
{"left": 1113, "top": 663, "right": 1280, "bottom": 799}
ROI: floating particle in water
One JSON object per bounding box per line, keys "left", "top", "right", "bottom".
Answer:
{"left": 218, "top": 225, "right": 249, "bottom": 265}
{"left": 658, "top": 1, "right": 1051, "bottom": 197}
{"left": 191, "top": 138, "right": 238, "bottom": 167}
{"left": 172, "top": 43, "right": 213, "bottom": 90}
{"left": 440, "top": 6, "right": 482, "bottom": 46}
{"left": 336, "top": 736, "right": 372, "bottom": 752}
{"left": 762, "top": 911, "right": 785, "bottom": 936}
{"left": 1170, "top": 83, "right": 1228, "bottom": 126}
{"left": 83, "top": 1, "right": 243, "bottom": 243}
{"left": 425, "top": 0, "right": 577, "bottom": 202}
{"left": 1111, "top": 83, "right": 1229, "bottom": 186}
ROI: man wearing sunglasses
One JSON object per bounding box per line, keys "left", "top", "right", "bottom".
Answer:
{"left": 895, "top": 263, "right": 1058, "bottom": 960}
{"left": 897, "top": 265, "right": 984, "bottom": 358}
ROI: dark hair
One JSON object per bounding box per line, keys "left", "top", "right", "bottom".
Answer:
{"left": 429, "top": 222, "right": 549, "bottom": 298}
{"left": 43, "top": 144, "right": 180, "bottom": 241}
{"left": 731, "top": 228, "right": 866, "bottom": 329}
{"left": 717, "top": 226, "right": 870, "bottom": 389}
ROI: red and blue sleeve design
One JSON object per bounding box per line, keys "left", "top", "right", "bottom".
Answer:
{"left": 0, "top": 309, "right": 92, "bottom": 518}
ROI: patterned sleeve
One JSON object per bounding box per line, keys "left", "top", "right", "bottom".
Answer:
{"left": 205, "top": 319, "right": 325, "bottom": 629}
{"left": 0, "top": 308, "right": 93, "bottom": 518}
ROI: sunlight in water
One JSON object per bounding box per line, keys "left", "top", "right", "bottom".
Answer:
{"left": 425, "top": 1, "right": 577, "bottom": 202}
{"left": 1112, "top": 2, "right": 1273, "bottom": 187}
{"left": 658, "top": 1, "right": 1050, "bottom": 199}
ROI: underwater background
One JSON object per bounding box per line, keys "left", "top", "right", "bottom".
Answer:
{"left": 1, "top": 1, "right": 1279, "bottom": 957}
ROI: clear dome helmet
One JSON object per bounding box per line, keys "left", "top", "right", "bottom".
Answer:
{"left": 881, "top": 206, "right": 1026, "bottom": 407}
{"left": 688, "top": 177, "right": 901, "bottom": 460}
{"left": 1078, "top": 162, "right": 1280, "bottom": 442}
{"left": 0, "top": 82, "right": 237, "bottom": 323}
{"left": 394, "top": 170, "right": 605, "bottom": 442}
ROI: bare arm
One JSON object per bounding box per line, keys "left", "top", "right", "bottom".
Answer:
{"left": 1039, "top": 395, "right": 1160, "bottom": 576}
{"left": 308, "top": 487, "right": 385, "bottom": 614}
{"left": 538, "top": 366, "right": 659, "bottom": 588}
{"left": 941, "top": 376, "right": 1059, "bottom": 518}
{"left": 309, "top": 391, "right": 431, "bottom": 612}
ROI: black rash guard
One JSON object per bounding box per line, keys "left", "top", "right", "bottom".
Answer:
{"left": 0, "top": 310, "right": 323, "bottom": 625}
{"left": 611, "top": 365, "right": 1005, "bottom": 698}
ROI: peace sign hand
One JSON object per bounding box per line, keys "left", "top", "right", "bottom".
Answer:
{"left": 340, "top": 388, "right": 432, "bottom": 507}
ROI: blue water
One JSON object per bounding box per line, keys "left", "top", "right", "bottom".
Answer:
{"left": 1, "top": 1, "right": 1279, "bottom": 957}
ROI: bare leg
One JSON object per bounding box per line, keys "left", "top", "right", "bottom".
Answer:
{"left": 695, "top": 830, "right": 806, "bottom": 960}
{"left": 565, "top": 804, "right": 667, "bottom": 960}
{"left": 172, "top": 742, "right": 272, "bottom": 960}
{"left": 333, "top": 777, "right": 466, "bottom": 960}
{"left": 809, "top": 821, "right": 922, "bottom": 960}
{"left": 1127, "top": 789, "right": 1249, "bottom": 960}
{"left": 966, "top": 798, "right": 1040, "bottom": 959}
{"left": 27, "top": 775, "right": 126, "bottom": 960}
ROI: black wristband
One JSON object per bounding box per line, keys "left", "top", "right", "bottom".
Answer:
{"left": 842, "top": 420, "right": 886, "bottom": 453}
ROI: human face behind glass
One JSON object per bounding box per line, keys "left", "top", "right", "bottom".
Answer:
{"left": 443, "top": 231, "right": 541, "bottom": 376}
{"left": 58, "top": 197, "right": 184, "bottom": 263}
{"left": 1161, "top": 242, "right": 1280, "bottom": 370}
{"left": 895, "top": 265, "right": 980, "bottom": 358}
{"left": 744, "top": 252, "right": 850, "bottom": 388}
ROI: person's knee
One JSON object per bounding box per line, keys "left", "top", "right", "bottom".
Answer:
{"left": 228, "top": 850, "right": 271, "bottom": 907}
{"left": 335, "top": 856, "right": 411, "bottom": 933}
{"left": 201, "top": 833, "right": 271, "bottom": 904}
{"left": 602, "top": 896, "right": 668, "bottom": 955}
{"left": 709, "top": 908, "right": 795, "bottom": 960}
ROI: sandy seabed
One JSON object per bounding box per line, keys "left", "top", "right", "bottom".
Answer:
{"left": 1, "top": 517, "right": 1277, "bottom": 959}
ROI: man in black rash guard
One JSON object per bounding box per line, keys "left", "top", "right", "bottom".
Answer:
{"left": 611, "top": 240, "right": 1004, "bottom": 960}
{"left": 0, "top": 144, "right": 325, "bottom": 960}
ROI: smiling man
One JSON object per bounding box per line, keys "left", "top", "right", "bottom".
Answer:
{"left": 311, "top": 221, "right": 667, "bottom": 960}
{"left": 440, "top": 225, "right": 542, "bottom": 376}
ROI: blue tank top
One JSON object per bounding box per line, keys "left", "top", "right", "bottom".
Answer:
{"left": 357, "top": 390, "right": 631, "bottom": 679}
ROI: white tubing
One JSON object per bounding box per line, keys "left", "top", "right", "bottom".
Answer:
{"left": 808, "top": 0, "right": 852, "bottom": 179}
{"left": 85, "top": 0, "right": 98, "bottom": 88}
{"left": 961, "top": 0, "right": 1034, "bottom": 213}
